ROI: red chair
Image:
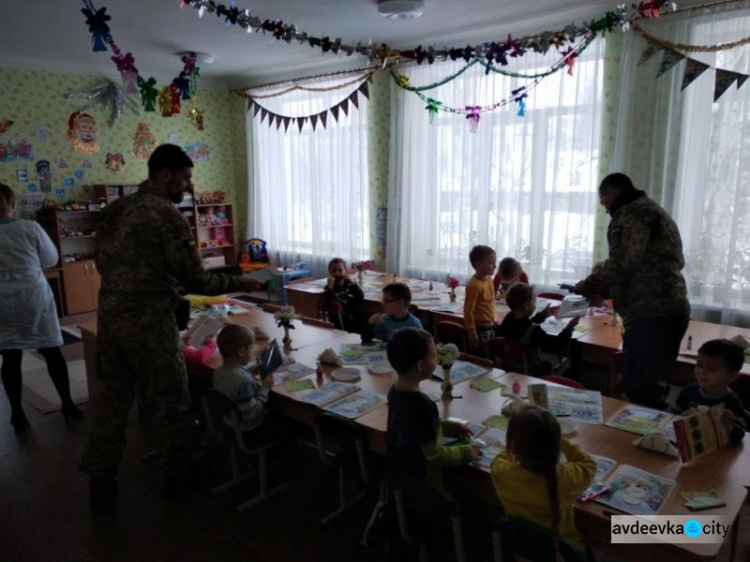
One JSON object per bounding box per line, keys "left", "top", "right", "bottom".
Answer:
{"left": 488, "top": 337, "right": 528, "bottom": 375}
{"left": 435, "top": 321, "right": 468, "bottom": 352}
{"left": 537, "top": 375, "right": 585, "bottom": 390}
{"left": 537, "top": 292, "right": 565, "bottom": 301}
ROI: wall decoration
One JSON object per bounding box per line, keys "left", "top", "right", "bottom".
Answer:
{"left": 169, "top": 132, "right": 180, "bottom": 143}
{"left": 74, "top": 169, "right": 84, "bottom": 179}
{"left": 67, "top": 112, "right": 100, "bottom": 154}
{"left": 376, "top": 207, "right": 387, "bottom": 258}
{"left": 58, "top": 159, "right": 68, "bottom": 168}
{"left": 27, "top": 184, "right": 39, "bottom": 193}
{"left": 131, "top": 122, "right": 156, "bottom": 159}
{"left": 33, "top": 124, "right": 48, "bottom": 140}
{"left": 36, "top": 160, "right": 51, "bottom": 194}
{"left": 0, "top": 119, "right": 14, "bottom": 134}
{"left": 17, "top": 169, "right": 28, "bottom": 182}
{"left": 64, "top": 177, "right": 76, "bottom": 187}
{"left": 105, "top": 151, "right": 126, "bottom": 171}
{"left": 55, "top": 188, "right": 66, "bottom": 197}
{"left": 16, "top": 194, "right": 44, "bottom": 220}
{"left": 82, "top": 159, "right": 92, "bottom": 168}
{"left": 183, "top": 142, "right": 210, "bottom": 162}
{"left": 0, "top": 139, "right": 34, "bottom": 162}
{"left": 65, "top": 79, "right": 139, "bottom": 126}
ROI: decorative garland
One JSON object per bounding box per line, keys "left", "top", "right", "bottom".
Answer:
{"left": 80, "top": 0, "right": 203, "bottom": 126}
{"left": 180, "top": 0, "right": 674, "bottom": 67}
{"left": 246, "top": 78, "right": 372, "bottom": 132}
{"left": 634, "top": 22, "right": 750, "bottom": 52}
{"left": 246, "top": 71, "right": 375, "bottom": 99}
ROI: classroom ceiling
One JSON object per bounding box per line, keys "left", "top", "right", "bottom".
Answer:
{"left": 0, "top": 0, "right": 701, "bottom": 89}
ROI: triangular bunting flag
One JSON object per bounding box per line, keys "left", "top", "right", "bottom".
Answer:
{"left": 246, "top": 99, "right": 254, "bottom": 112}
{"left": 276, "top": 114, "right": 283, "bottom": 130}
{"left": 268, "top": 113, "right": 277, "bottom": 128}
{"left": 283, "top": 116, "right": 292, "bottom": 131}
{"left": 330, "top": 105, "right": 340, "bottom": 122}
{"left": 656, "top": 49, "right": 685, "bottom": 79}
{"left": 310, "top": 114, "right": 319, "bottom": 130}
{"left": 714, "top": 68, "right": 738, "bottom": 102}
{"left": 637, "top": 44, "right": 659, "bottom": 67}
{"left": 319, "top": 111, "right": 328, "bottom": 129}
{"left": 297, "top": 117, "right": 307, "bottom": 132}
{"left": 359, "top": 81, "right": 370, "bottom": 99}
{"left": 340, "top": 98, "right": 349, "bottom": 116}
{"left": 681, "top": 58, "right": 710, "bottom": 91}
{"left": 736, "top": 73, "right": 749, "bottom": 90}
{"left": 349, "top": 91, "right": 359, "bottom": 109}
{"left": 260, "top": 108, "right": 268, "bottom": 123}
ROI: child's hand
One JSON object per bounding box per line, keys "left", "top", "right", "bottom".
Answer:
{"left": 469, "top": 444, "right": 483, "bottom": 462}
{"left": 459, "top": 423, "right": 473, "bottom": 438}
{"left": 567, "top": 316, "right": 581, "bottom": 329}
{"left": 495, "top": 290, "right": 503, "bottom": 301}
{"left": 262, "top": 373, "right": 275, "bottom": 388}
{"left": 369, "top": 313, "right": 384, "bottom": 325}
{"left": 326, "top": 276, "right": 335, "bottom": 288}
{"left": 721, "top": 409, "right": 737, "bottom": 429}
{"left": 549, "top": 305, "right": 560, "bottom": 316}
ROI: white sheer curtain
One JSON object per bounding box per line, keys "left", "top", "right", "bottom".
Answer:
{"left": 248, "top": 76, "right": 370, "bottom": 277}
{"left": 613, "top": 3, "right": 750, "bottom": 326}
{"left": 387, "top": 38, "right": 605, "bottom": 285}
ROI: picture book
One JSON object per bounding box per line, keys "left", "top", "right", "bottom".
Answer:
{"left": 295, "top": 381, "right": 361, "bottom": 408}
{"left": 432, "top": 361, "right": 489, "bottom": 385}
{"left": 679, "top": 490, "right": 726, "bottom": 511}
{"left": 284, "top": 379, "right": 315, "bottom": 392}
{"left": 605, "top": 404, "right": 673, "bottom": 435}
{"left": 591, "top": 454, "right": 617, "bottom": 481}
{"left": 547, "top": 387, "right": 603, "bottom": 425}
{"left": 274, "top": 363, "right": 316, "bottom": 384}
{"left": 325, "top": 389, "right": 386, "bottom": 420}
{"left": 482, "top": 415, "right": 509, "bottom": 431}
{"left": 528, "top": 383, "right": 549, "bottom": 408}
{"left": 473, "top": 427, "right": 507, "bottom": 470}
{"left": 673, "top": 404, "right": 730, "bottom": 462}
{"left": 596, "top": 464, "right": 676, "bottom": 516}
{"left": 184, "top": 315, "right": 223, "bottom": 347}
{"left": 338, "top": 343, "right": 388, "bottom": 365}
{"left": 470, "top": 378, "right": 505, "bottom": 392}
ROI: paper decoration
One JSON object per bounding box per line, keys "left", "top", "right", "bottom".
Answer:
{"left": 82, "top": 159, "right": 92, "bottom": 168}
{"left": 714, "top": 68, "right": 739, "bottom": 102}
{"left": 656, "top": 49, "right": 684, "bottom": 78}
{"left": 0, "top": 119, "right": 15, "bottom": 134}
{"left": 168, "top": 133, "right": 180, "bottom": 144}
{"left": 64, "top": 178, "right": 75, "bottom": 187}
{"left": 681, "top": 58, "right": 710, "bottom": 91}
{"left": 131, "top": 122, "right": 156, "bottom": 159}
{"left": 55, "top": 188, "right": 66, "bottom": 197}
{"left": 0, "top": 139, "right": 34, "bottom": 162}
{"left": 17, "top": 169, "right": 28, "bottom": 182}
{"left": 28, "top": 184, "right": 38, "bottom": 192}
{"left": 33, "top": 124, "right": 48, "bottom": 140}
{"left": 74, "top": 170, "right": 84, "bottom": 179}
{"left": 105, "top": 152, "right": 125, "bottom": 171}
{"left": 36, "top": 160, "right": 51, "bottom": 194}
{"left": 183, "top": 142, "right": 210, "bottom": 162}
{"left": 65, "top": 80, "right": 139, "bottom": 126}
{"left": 67, "top": 112, "right": 100, "bottom": 154}
{"left": 637, "top": 44, "right": 659, "bottom": 66}
{"left": 58, "top": 159, "right": 68, "bottom": 168}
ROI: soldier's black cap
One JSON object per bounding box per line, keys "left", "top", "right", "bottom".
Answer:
{"left": 148, "top": 144, "right": 194, "bottom": 176}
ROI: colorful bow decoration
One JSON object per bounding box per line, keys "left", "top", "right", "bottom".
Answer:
{"left": 188, "top": 104, "right": 205, "bottom": 131}
{"left": 181, "top": 53, "right": 196, "bottom": 72}
{"left": 170, "top": 83, "right": 181, "bottom": 115}
{"left": 465, "top": 105, "right": 481, "bottom": 133}
{"left": 396, "top": 74, "right": 410, "bottom": 88}
{"left": 174, "top": 74, "right": 192, "bottom": 100}
{"left": 560, "top": 47, "right": 576, "bottom": 76}
{"left": 138, "top": 76, "right": 158, "bottom": 112}
{"left": 511, "top": 87, "right": 528, "bottom": 117}
{"left": 637, "top": 0, "right": 666, "bottom": 19}
{"left": 81, "top": 5, "right": 111, "bottom": 52}
{"left": 112, "top": 52, "right": 138, "bottom": 94}
{"left": 425, "top": 98, "right": 442, "bottom": 124}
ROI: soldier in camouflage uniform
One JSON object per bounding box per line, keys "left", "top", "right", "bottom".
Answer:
{"left": 80, "top": 144, "right": 260, "bottom": 509}
{"left": 575, "top": 173, "right": 690, "bottom": 408}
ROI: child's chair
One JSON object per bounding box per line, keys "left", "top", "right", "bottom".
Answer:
{"left": 436, "top": 321, "right": 469, "bottom": 352}
{"left": 492, "top": 517, "right": 587, "bottom": 562}
{"left": 488, "top": 337, "right": 529, "bottom": 375}
{"left": 201, "top": 389, "right": 288, "bottom": 513}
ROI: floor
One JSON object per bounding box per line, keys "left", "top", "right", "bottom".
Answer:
{"left": 1, "top": 340, "right": 749, "bottom": 562}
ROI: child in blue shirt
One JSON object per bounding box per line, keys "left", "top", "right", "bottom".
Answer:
{"left": 674, "top": 339, "right": 746, "bottom": 443}
{"left": 362, "top": 283, "right": 422, "bottom": 343}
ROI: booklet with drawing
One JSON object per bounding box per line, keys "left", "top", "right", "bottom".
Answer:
{"left": 596, "top": 464, "right": 677, "bottom": 516}
{"left": 325, "top": 389, "right": 386, "bottom": 420}
{"left": 432, "top": 361, "right": 489, "bottom": 385}
{"left": 673, "top": 404, "right": 730, "bottom": 462}
{"left": 273, "top": 363, "right": 316, "bottom": 384}
{"left": 605, "top": 404, "right": 673, "bottom": 435}
{"left": 294, "top": 381, "right": 360, "bottom": 408}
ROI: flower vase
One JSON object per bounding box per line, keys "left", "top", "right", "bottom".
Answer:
{"left": 441, "top": 366, "right": 454, "bottom": 398}
{"left": 283, "top": 326, "right": 292, "bottom": 353}
{"left": 357, "top": 270, "right": 364, "bottom": 285}
{"left": 449, "top": 289, "right": 456, "bottom": 303}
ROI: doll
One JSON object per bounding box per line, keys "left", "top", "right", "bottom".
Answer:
{"left": 215, "top": 205, "right": 227, "bottom": 225}
{"left": 198, "top": 211, "right": 208, "bottom": 226}
{"left": 206, "top": 207, "right": 217, "bottom": 225}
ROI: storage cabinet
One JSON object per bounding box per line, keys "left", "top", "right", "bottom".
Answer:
{"left": 178, "top": 201, "right": 237, "bottom": 270}
{"left": 61, "top": 260, "right": 100, "bottom": 315}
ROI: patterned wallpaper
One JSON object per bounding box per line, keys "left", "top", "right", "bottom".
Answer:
{"left": 0, "top": 65, "right": 247, "bottom": 242}
{"left": 367, "top": 70, "right": 391, "bottom": 270}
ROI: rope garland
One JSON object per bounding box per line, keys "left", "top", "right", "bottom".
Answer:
{"left": 634, "top": 23, "right": 750, "bottom": 52}
{"left": 243, "top": 72, "right": 375, "bottom": 99}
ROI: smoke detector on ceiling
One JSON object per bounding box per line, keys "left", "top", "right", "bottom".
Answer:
{"left": 377, "top": 0, "right": 425, "bottom": 20}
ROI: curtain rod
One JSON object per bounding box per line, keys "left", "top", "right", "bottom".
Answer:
{"left": 233, "top": 64, "right": 380, "bottom": 94}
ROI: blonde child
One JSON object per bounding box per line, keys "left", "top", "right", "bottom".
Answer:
{"left": 674, "top": 339, "right": 746, "bottom": 443}
{"left": 464, "top": 245, "right": 497, "bottom": 355}
{"left": 212, "top": 324, "right": 273, "bottom": 432}
{"left": 323, "top": 257, "right": 364, "bottom": 332}
{"left": 493, "top": 257, "right": 529, "bottom": 298}
{"left": 362, "top": 283, "right": 422, "bottom": 343}
{"left": 386, "top": 328, "right": 481, "bottom": 489}
{"left": 491, "top": 404, "right": 595, "bottom": 553}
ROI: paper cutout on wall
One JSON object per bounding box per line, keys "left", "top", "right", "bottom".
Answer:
{"left": 132, "top": 122, "right": 156, "bottom": 159}
{"left": 16, "top": 194, "right": 44, "bottom": 220}
{"left": 714, "top": 69, "right": 739, "bottom": 102}
{"left": 681, "top": 58, "right": 710, "bottom": 91}
{"left": 64, "top": 178, "right": 75, "bottom": 187}
{"left": 55, "top": 188, "right": 66, "bottom": 197}
{"left": 28, "top": 183, "right": 38, "bottom": 192}
{"left": 67, "top": 112, "right": 100, "bottom": 154}
{"left": 105, "top": 152, "right": 126, "bottom": 171}
{"left": 183, "top": 142, "right": 209, "bottom": 162}
{"left": 36, "top": 160, "right": 51, "bottom": 194}
{"left": 74, "top": 169, "right": 84, "bottom": 179}
{"left": 58, "top": 159, "right": 68, "bottom": 168}
{"left": 82, "top": 159, "right": 92, "bottom": 168}
{"left": 33, "top": 124, "right": 48, "bottom": 140}
{"left": 0, "top": 119, "right": 14, "bottom": 134}
{"left": 0, "top": 139, "right": 34, "bottom": 162}
{"left": 656, "top": 49, "right": 684, "bottom": 79}
{"left": 17, "top": 169, "right": 28, "bottom": 182}
{"left": 169, "top": 133, "right": 180, "bottom": 144}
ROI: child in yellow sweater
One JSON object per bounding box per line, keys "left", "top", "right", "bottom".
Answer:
{"left": 491, "top": 404, "right": 595, "bottom": 553}
{"left": 464, "top": 245, "right": 497, "bottom": 356}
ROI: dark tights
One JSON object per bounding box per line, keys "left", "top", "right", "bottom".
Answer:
{"left": 1, "top": 347, "right": 74, "bottom": 415}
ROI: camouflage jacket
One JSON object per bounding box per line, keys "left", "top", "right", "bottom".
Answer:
{"left": 95, "top": 184, "right": 242, "bottom": 330}
{"left": 585, "top": 191, "right": 690, "bottom": 324}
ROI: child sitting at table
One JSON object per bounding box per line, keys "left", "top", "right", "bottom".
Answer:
{"left": 386, "top": 328, "right": 481, "bottom": 490}
{"left": 464, "top": 245, "right": 497, "bottom": 357}
{"left": 496, "top": 283, "right": 579, "bottom": 374}
{"left": 212, "top": 324, "right": 274, "bottom": 432}
{"left": 491, "top": 404, "right": 595, "bottom": 553}
{"left": 493, "top": 257, "right": 529, "bottom": 297}
{"left": 323, "top": 257, "right": 364, "bottom": 333}
{"left": 361, "top": 283, "right": 423, "bottom": 343}
{"left": 674, "top": 339, "right": 747, "bottom": 443}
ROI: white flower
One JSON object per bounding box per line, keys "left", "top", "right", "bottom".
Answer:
{"left": 274, "top": 306, "right": 301, "bottom": 324}
{"left": 436, "top": 343, "right": 460, "bottom": 367}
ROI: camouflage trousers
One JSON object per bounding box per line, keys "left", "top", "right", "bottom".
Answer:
{"left": 80, "top": 313, "right": 193, "bottom": 476}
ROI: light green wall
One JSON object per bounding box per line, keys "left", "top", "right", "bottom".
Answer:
{"left": 367, "top": 71, "right": 391, "bottom": 270}
{"left": 0, "top": 65, "right": 248, "bottom": 240}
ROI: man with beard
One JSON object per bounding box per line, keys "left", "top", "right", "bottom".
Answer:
{"left": 80, "top": 144, "right": 260, "bottom": 509}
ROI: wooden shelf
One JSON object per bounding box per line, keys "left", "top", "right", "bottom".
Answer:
{"left": 197, "top": 223, "right": 233, "bottom": 228}
{"left": 60, "top": 234, "right": 97, "bottom": 240}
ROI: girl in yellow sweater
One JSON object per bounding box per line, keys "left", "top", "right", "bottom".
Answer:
{"left": 491, "top": 405, "right": 596, "bottom": 553}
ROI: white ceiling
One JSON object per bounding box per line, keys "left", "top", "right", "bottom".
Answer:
{"left": 0, "top": 0, "right": 701, "bottom": 89}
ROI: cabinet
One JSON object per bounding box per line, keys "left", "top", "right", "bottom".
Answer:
{"left": 61, "top": 260, "right": 101, "bottom": 315}
{"left": 177, "top": 201, "right": 238, "bottom": 270}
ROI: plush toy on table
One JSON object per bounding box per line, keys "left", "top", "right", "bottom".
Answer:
{"left": 206, "top": 207, "right": 217, "bottom": 225}
{"left": 215, "top": 205, "right": 227, "bottom": 225}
